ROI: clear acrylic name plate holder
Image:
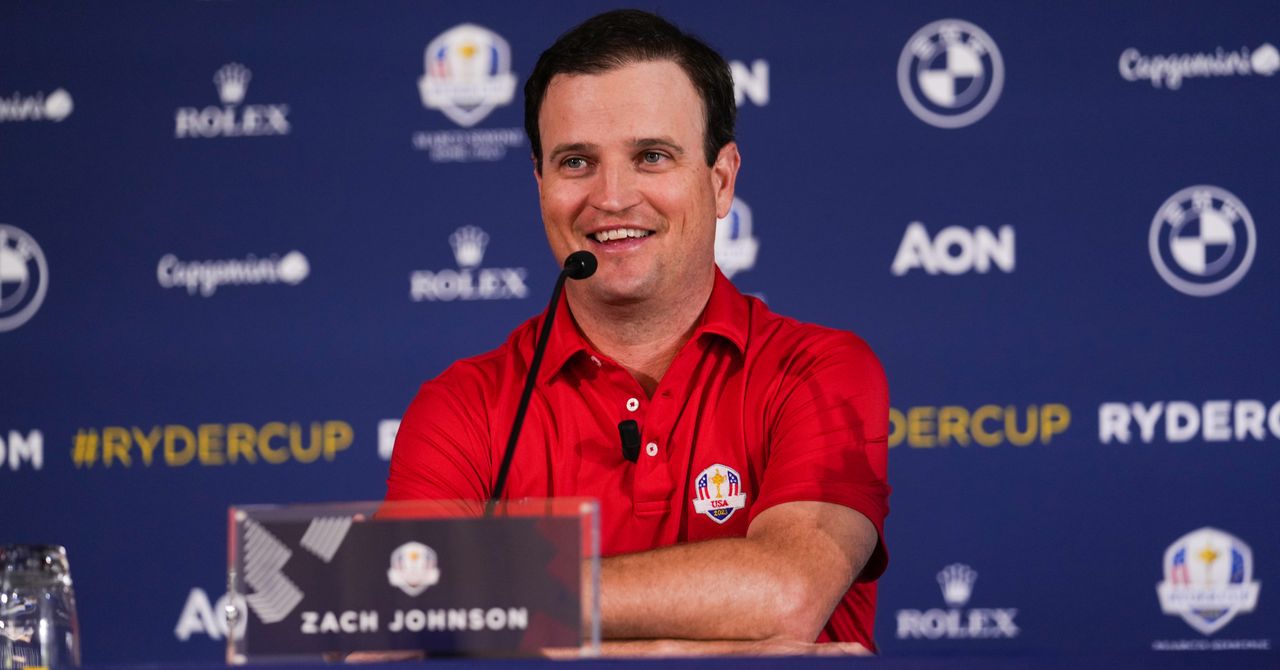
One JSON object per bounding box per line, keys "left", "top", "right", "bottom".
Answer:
{"left": 226, "top": 499, "right": 600, "bottom": 662}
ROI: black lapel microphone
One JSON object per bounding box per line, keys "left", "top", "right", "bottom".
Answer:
{"left": 618, "top": 420, "right": 641, "bottom": 463}
{"left": 487, "top": 250, "right": 597, "bottom": 514}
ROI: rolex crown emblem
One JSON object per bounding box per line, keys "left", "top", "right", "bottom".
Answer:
{"left": 937, "top": 563, "right": 977, "bottom": 607}
{"left": 449, "top": 226, "right": 489, "bottom": 268}
{"left": 214, "top": 63, "right": 252, "bottom": 105}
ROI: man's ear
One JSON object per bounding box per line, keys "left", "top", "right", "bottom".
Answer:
{"left": 712, "top": 142, "right": 741, "bottom": 219}
{"left": 532, "top": 153, "right": 543, "bottom": 190}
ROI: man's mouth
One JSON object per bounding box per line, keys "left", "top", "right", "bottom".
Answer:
{"left": 590, "top": 228, "right": 653, "bottom": 243}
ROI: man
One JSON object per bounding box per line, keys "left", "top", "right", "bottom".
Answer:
{"left": 387, "top": 9, "right": 889, "bottom": 655}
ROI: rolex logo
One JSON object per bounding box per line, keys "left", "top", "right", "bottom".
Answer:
{"left": 410, "top": 225, "right": 528, "bottom": 302}
{"left": 449, "top": 226, "right": 489, "bottom": 268}
{"left": 937, "top": 563, "right": 977, "bottom": 607}
{"left": 898, "top": 563, "right": 1020, "bottom": 640}
{"left": 214, "top": 63, "right": 252, "bottom": 105}
{"left": 176, "top": 62, "right": 288, "bottom": 139}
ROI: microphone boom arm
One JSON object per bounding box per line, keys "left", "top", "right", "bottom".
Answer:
{"left": 487, "top": 251, "right": 596, "bottom": 513}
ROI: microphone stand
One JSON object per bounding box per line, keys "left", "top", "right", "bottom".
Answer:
{"left": 487, "top": 251, "right": 596, "bottom": 515}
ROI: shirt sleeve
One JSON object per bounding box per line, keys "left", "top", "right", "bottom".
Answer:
{"left": 751, "top": 330, "right": 891, "bottom": 581}
{"left": 385, "top": 365, "right": 496, "bottom": 503}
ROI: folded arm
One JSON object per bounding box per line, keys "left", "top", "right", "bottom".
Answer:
{"left": 599, "top": 500, "right": 878, "bottom": 643}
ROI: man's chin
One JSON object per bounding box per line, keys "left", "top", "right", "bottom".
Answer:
{"left": 579, "top": 276, "right": 657, "bottom": 308}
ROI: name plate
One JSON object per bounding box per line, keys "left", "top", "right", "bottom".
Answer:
{"left": 226, "top": 499, "right": 600, "bottom": 662}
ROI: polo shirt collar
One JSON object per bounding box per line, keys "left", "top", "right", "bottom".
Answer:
{"left": 539, "top": 267, "right": 749, "bottom": 385}
{"left": 694, "top": 267, "right": 749, "bottom": 354}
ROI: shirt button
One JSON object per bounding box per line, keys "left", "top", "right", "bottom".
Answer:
{"left": 626, "top": 397, "right": 640, "bottom": 412}
{"left": 590, "top": 356, "right": 602, "bottom": 367}
{"left": 645, "top": 442, "right": 658, "bottom": 457}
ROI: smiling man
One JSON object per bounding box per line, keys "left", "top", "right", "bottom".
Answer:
{"left": 387, "top": 9, "right": 890, "bottom": 655}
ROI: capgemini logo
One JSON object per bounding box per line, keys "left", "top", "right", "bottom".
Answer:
{"left": 156, "top": 250, "right": 310, "bottom": 297}
{"left": 1120, "top": 42, "right": 1280, "bottom": 89}
{"left": 0, "top": 88, "right": 74, "bottom": 123}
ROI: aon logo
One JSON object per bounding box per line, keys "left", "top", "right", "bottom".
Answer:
{"left": 892, "top": 222, "right": 1015, "bottom": 275}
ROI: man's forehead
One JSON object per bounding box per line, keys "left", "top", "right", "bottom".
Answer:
{"left": 539, "top": 59, "right": 705, "bottom": 140}
{"left": 546, "top": 56, "right": 686, "bottom": 84}
{"left": 544, "top": 59, "right": 700, "bottom": 102}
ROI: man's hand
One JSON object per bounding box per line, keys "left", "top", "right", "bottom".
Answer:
{"left": 598, "top": 500, "right": 878, "bottom": 643}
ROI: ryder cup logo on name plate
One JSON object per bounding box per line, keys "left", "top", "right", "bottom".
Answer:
{"left": 714, "top": 197, "right": 759, "bottom": 279}
{"left": 387, "top": 542, "right": 440, "bottom": 597}
{"left": 1149, "top": 185, "right": 1256, "bottom": 297}
{"left": 692, "top": 464, "right": 747, "bottom": 524}
{"left": 898, "top": 19, "right": 1004, "bottom": 128}
{"left": 419, "top": 24, "right": 517, "bottom": 128}
{"left": 1157, "top": 528, "right": 1259, "bottom": 635}
{"left": 0, "top": 225, "right": 49, "bottom": 332}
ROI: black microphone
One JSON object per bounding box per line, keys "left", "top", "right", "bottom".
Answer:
{"left": 618, "top": 420, "right": 641, "bottom": 463}
{"left": 563, "top": 250, "right": 597, "bottom": 280}
{"left": 488, "top": 251, "right": 597, "bottom": 514}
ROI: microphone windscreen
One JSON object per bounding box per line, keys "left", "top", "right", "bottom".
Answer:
{"left": 564, "top": 250, "right": 598, "bottom": 280}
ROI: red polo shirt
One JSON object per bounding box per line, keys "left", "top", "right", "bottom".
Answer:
{"left": 387, "top": 269, "right": 890, "bottom": 648}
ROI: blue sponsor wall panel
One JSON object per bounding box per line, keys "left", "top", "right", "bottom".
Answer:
{"left": 2, "top": 0, "right": 1277, "bottom": 662}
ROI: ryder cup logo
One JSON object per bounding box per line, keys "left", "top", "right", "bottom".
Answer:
{"left": 0, "top": 225, "right": 49, "bottom": 332}
{"left": 898, "top": 20, "right": 1004, "bottom": 128}
{"left": 715, "top": 197, "right": 759, "bottom": 279}
{"left": 419, "top": 24, "right": 517, "bottom": 128}
{"left": 692, "top": 464, "right": 747, "bottom": 524}
{"left": 387, "top": 542, "right": 440, "bottom": 597}
{"left": 1157, "top": 528, "right": 1259, "bottom": 635}
{"left": 1149, "top": 185, "right": 1256, "bottom": 297}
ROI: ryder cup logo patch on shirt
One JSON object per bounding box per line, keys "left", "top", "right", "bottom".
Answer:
{"left": 692, "top": 464, "right": 747, "bottom": 524}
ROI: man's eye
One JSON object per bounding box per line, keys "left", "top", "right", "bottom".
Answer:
{"left": 563, "top": 157, "right": 587, "bottom": 169}
{"left": 642, "top": 151, "right": 667, "bottom": 164}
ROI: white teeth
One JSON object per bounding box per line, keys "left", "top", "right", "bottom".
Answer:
{"left": 593, "top": 228, "right": 651, "bottom": 242}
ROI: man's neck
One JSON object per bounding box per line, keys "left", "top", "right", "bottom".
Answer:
{"left": 566, "top": 275, "right": 715, "bottom": 397}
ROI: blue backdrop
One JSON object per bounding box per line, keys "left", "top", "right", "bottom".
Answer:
{"left": 3, "top": 0, "right": 1276, "bottom": 662}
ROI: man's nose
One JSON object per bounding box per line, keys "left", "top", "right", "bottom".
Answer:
{"left": 588, "top": 162, "right": 641, "bottom": 213}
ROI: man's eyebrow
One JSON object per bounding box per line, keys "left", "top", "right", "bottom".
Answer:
{"left": 548, "top": 142, "right": 596, "bottom": 160}
{"left": 633, "top": 137, "right": 684, "bottom": 154}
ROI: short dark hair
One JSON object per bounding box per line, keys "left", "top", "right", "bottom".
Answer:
{"left": 524, "top": 9, "right": 736, "bottom": 171}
